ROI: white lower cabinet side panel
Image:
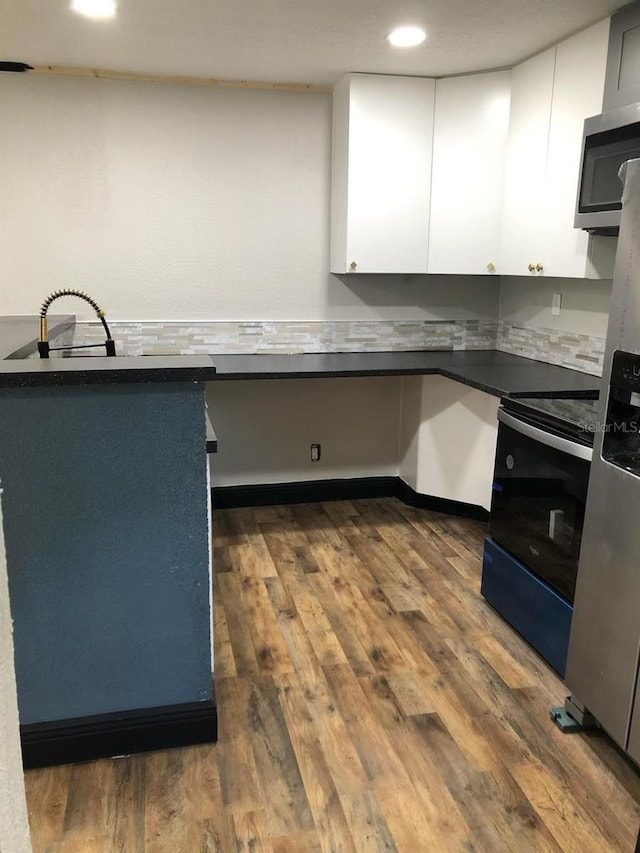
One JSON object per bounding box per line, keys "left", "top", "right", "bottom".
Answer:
{"left": 400, "top": 375, "right": 499, "bottom": 510}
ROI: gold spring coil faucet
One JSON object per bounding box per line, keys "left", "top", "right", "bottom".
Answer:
{"left": 38, "top": 289, "right": 116, "bottom": 358}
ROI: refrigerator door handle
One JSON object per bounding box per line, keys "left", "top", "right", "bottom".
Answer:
{"left": 498, "top": 409, "right": 593, "bottom": 462}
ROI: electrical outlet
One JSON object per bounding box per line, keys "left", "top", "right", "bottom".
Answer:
{"left": 310, "top": 443, "right": 321, "bottom": 462}
{"left": 552, "top": 293, "right": 562, "bottom": 316}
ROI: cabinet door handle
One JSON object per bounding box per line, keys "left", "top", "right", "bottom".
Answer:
{"left": 528, "top": 263, "right": 536, "bottom": 272}
{"left": 536, "top": 262, "right": 544, "bottom": 272}
{"left": 486, "top": 262, "right": 496, "bottom": 272}
{"left": 349, "top": 261, "right": 358, "bottom": 271}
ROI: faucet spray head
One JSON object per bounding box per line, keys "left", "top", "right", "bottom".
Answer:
{"left": 38, "top": 289, "right": 115, "bottom": 358}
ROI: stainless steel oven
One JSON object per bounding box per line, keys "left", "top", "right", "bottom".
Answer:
{"left": 482, "top": 397, "right": 595, "bottom": 675}
{"left": 490, "top": 405, "right": 592, "bottom": 603}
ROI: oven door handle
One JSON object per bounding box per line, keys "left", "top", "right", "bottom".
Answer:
{"left": 498, "top": 409, "right": 593, "bottom": 462}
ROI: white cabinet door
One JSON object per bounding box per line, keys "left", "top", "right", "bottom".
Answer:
{"left": 542, "top": 19, "right": 614, "bottom": 279}
{"left": 500, "top": 22, "right": 614, "bottom": 280}
{"left": 428, "top": 71, "right": 511, "bottom": 275}
{"left": 330, "top": 74, "right": 435, "bottom": 274}
{"left": 499, "top": 48, "right": 556, "bottom": 277}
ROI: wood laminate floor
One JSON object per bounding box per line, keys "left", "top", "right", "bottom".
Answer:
{"left": 25, "top": 498, "right": 640, "bottom": 852}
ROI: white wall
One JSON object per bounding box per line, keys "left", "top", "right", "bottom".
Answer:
{"left": 499, "top": 274, "right": 612, "bottom": 336}
{"left": 0, "top": 74, "right": 499, "bottom": 323}
{"left": 208, "top": 377, "right": 402, "bottom": 486}
{"left": 0, "top": 495, "right": 32, "bottom": 853}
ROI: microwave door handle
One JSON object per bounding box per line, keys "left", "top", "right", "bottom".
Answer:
{"left": 497, "top": 409, "right": 593, "bottom": 462}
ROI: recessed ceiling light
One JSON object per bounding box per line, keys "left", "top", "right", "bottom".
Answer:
{"left": 388, "top": 27, "right": 427, "bottom": 48}
{"left": 71, "top": 0, "right": 117, "bottom": 19}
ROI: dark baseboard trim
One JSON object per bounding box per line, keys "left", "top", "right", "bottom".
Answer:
{"left": 213, "top": 476, "right": 488, "bottom": 521}
{"left": 213, "top": 476, "right": 399, "bottom": 508}
{"left": 395, "top": 480, "right": 489, "bottom": 522}
{"left": 20, "top": 693, "right": 217, "bottom": 769}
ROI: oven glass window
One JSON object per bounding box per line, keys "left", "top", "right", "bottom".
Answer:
{"left": 489, "top": 422, "right": 590, "bottom": 603}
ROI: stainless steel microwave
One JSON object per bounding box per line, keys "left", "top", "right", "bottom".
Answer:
{"left": 575, "top": 102, "right": 640, "bottom": 235}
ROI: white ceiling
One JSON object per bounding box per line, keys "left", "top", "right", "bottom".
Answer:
{"left": 0, "top": 0, "right": 632, "bottom": 86}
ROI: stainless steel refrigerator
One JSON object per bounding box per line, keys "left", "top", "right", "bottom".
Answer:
{"left": 566, "top": 157, "right": 640, "bottom": 762}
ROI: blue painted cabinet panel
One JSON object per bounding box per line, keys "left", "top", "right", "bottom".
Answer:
{"left": 481, "top": 537, "right": 573, "bottom": 676}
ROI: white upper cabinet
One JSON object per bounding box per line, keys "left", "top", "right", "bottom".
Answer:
{"left": 499, "top": 48, "right": 556, "bottom": 276}
{"left": 331, "top": 22, "right": 615, "bottom": 280}
{"left": 500, "top": 20, "right": 615, "bottom": 279}
{"left": 428, "top": 71, "right": 511, "bottom": 275}
{"left": 330, "top": 74, "right": 435, "bottom": 274}
{"left": 542, "top": 19, "right": 614, "bottom": 279}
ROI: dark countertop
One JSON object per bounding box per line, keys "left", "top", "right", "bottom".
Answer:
{"left": 0, "top": 354, "right": 218, "bottom": 389}
{"left": 208, "top": 350, "right": 602, "bottom": 398}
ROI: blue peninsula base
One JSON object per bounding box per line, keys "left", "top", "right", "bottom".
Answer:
{"left": 0, "top": 380, "right": 216, "bottom": 767}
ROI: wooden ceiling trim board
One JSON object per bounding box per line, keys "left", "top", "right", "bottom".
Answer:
{"left": 29, "top": 64, "right": 332, "bottom": 93}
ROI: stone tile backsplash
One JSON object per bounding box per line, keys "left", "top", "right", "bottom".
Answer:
{"left": 68, "top": 320, "right": 500, "bottom": 355}
{"left": 496, "top": 323, "right": 605, "bottom": 376}
{"left": 62, "top": 319, "right": 605, "bottom": 375}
